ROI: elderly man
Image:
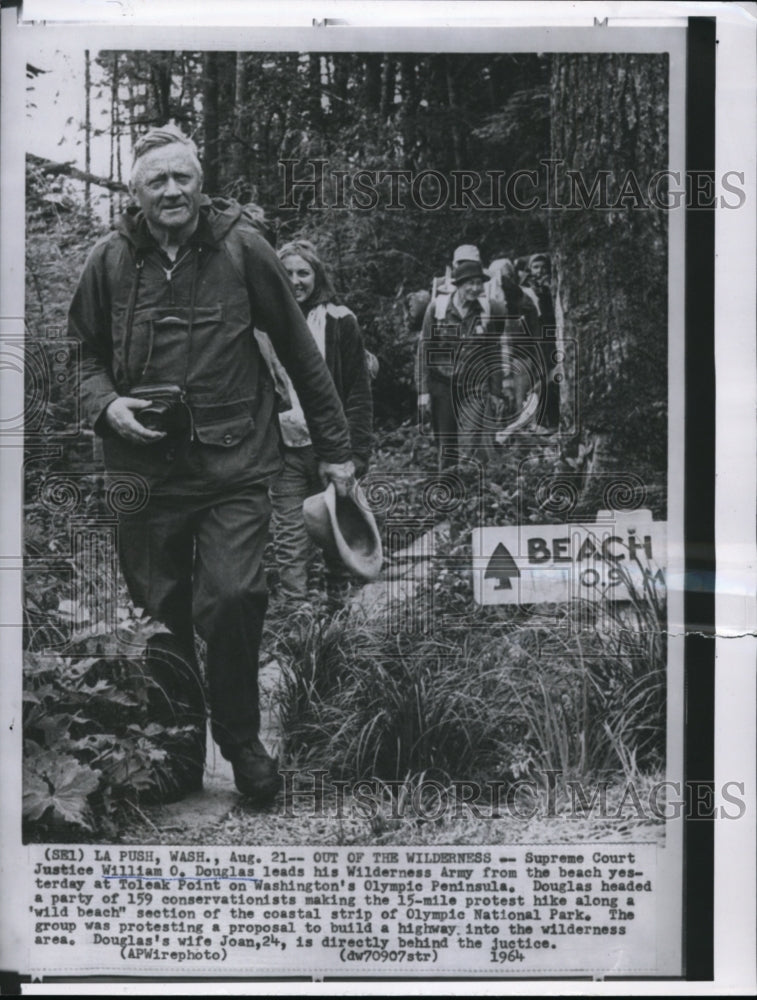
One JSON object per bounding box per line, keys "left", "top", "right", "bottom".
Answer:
{"left": 417, "top": 246, "right": 506, "bottom": 468}
{"left": 68, "top": 125, "right": 354, "bottom": 804}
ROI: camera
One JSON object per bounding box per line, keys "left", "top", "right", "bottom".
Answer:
{"left": 131, "top": 383, "right": 191, "bottom": 436}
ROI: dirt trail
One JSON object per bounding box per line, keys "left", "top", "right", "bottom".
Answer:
{"left": 147, "top": 658, "right": 283, "bottom": 828}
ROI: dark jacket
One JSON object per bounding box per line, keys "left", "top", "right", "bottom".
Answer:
{"left": 68, "top": 197, "right": 351, "bottom": 494}
{"left": 322, "top": 304, "right": 372, "bottom": 467}
{"left": 417, "top": 292, "right": 506, "bottom": 396}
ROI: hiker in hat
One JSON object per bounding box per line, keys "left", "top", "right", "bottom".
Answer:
{"left": 417, "top": 245, "right": 506, "bottom": 468}
{"left": 271, "top": 239, "right": 373, "bottom": 608}
{"left": 68, "top": 125, "right": 355, "bottom": 805}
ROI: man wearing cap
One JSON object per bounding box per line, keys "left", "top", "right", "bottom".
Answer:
{"left": 68, "top": 124, "right": 355, "bottom": 805}
{"left": 417, "top": 245, "right": 506, "bottom": 468}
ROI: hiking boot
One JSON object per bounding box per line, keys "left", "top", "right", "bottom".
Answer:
{"left": 226, "top": 738, "right": 282, "bottom": 803}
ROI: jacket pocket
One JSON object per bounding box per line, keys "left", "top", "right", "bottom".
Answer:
{"left": 194, "top": 415, "right": 255, "bottom": 447}
{"left": 118, "top": 305, "right": 225, "bottom": 387}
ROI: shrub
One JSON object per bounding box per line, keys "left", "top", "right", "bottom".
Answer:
{"left": 22, "top": 641, "right": 198, "bottom": 840}
{"left": 275, "top": 489, "right": 667, "bottom": 794}
{"left": 276, "top": 610, "right": 535, "bottom": 785}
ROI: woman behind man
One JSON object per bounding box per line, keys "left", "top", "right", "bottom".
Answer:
{"left": 271, "top": 239, "right": 373, "bottom": 608}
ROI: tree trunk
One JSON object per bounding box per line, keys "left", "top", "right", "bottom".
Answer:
{"left": 231, "top": 52, "right": 248, "bottom": 181}
{"left": 549, "top": 53, "right": 668, "bottom": 488}
{"left": 400, "top": 55, "right": 417, "bottom": 167}
{"left": 149, "top": 53, "right": 172, "bottom": 124}
{"left": 364, "top": 55, "right": 381, "bottom": 111}
{"left": 332, "top": 53, "right": 350, "bottom": 123}
{"left": 108, "top": 54, "right": 116, "bottom": 222}
{"left": 126, "top": 73, "right": 138, "bottom": 149}
{"left": 84, "top": 50, "right": 91, "bottom": 209}
{"left": 444, "top": 57, "right": 464, "bottom": 170}
{"left": 182, "top": 52, "right": 196, "bottom": 136}
{"left": 202, "top": 52, "right": 220, "bottom": 194}
{"left": 308, "top": 54, "right": 322, "bottom": 127}
{"left": 380, "top": 56, "right": 396, "bottom": 121}
{"left": 113, "top": 55, "right": 122, "bottom": 210}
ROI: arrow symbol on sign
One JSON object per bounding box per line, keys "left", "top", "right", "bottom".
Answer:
{"left": 485, "top": 542, "right": 520, "bottom": 590}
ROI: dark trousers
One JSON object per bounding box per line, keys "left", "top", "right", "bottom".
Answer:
{"left": 429, "top": 380, "right": 460, "bottom": 470}
{"left": 118, "top": 484, "right": 270, "bottom": 755}
{"left": 270, "top": 445, "right": 349, "bottom": 602}
{"left": 429, "top": 379, "right": 493, "bottom": 469}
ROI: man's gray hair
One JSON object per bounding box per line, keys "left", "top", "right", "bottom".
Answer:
{"left": 130, "top": 124, "right": 202, "bottom": 187}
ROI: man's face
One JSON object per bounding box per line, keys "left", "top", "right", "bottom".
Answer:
{"left": 530, "top": 259, "right": 547, "bottom": 282}
{"left": 457, "top": 276, "right": 484, "bottom": 305}
{"left": 131, "top": 144, "right": 203, "bottom": 238}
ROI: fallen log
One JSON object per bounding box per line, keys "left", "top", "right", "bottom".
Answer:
{"left": 27, "top": 153, "right": 127, "bottom": 193}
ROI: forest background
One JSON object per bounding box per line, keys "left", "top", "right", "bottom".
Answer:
{"left": 23, "top": 49, "right": 669, "bottom": 842}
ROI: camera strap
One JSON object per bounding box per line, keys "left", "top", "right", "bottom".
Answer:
{"left": 180, "top": 250, "right": 200, "bottom": 391}
{"left": 122, "top": 252, "right": 144, "bottom": 387}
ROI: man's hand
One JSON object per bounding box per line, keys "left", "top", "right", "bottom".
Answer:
{"left": 318, "top": 459, "right": 356, "bottom": 497}
{"left": 418, "top": 392, "right": 431, "bottom": 420}
{"left": 104, "top": 397, "right": 167, "bottom": 445}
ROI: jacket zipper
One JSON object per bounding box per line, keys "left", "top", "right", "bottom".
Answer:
{"left": 164, "top": 265, "right": 174, "bottom": 306}
{"left": 146, "top": 248, "right": 198, "bottom": 440}
{"left": 159, "top": 248, "right": 191, "bottom": 305}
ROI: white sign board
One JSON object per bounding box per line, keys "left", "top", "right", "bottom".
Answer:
{"left": 472, "top": 509, "right": 666, "bottom": 606}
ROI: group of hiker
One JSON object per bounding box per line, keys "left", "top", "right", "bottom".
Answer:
{"left": 414, "top": 244, "right": 558, "bottom": 469}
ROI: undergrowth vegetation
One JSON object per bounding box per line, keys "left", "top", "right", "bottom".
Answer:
{"left": 275, "top": 567, "right": 666, "bottom": 795}
{"left": 23, "top": 648, "right": 171, "bottom": 838}
{"left": 22, "top": 163, "right": 667, "bottom": 842}
{"left": 274, "top": 427, "right": 667, "bottom": 812}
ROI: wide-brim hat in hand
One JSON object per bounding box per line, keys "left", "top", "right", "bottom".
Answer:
{"left": 302, "top": 482, "right": 383, "bottom": 581}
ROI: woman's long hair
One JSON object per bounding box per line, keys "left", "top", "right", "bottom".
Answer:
{"left": 277, "top": 239, "right": 338, "bottom": 310}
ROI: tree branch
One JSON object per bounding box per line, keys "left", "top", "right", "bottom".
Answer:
{"left": 27, "top": 153, "right": 128, "bottom": 193}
